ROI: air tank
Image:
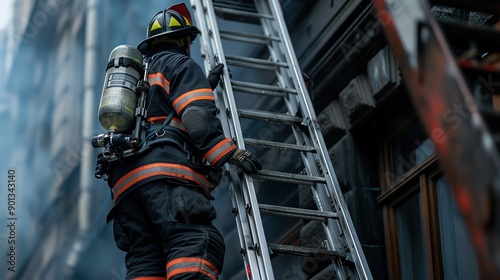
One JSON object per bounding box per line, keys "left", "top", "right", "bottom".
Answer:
{"left": 98, "top": 45, "right": 144, "bottom": 133}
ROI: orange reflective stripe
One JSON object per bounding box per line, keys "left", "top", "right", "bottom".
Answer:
{"left": 166, "top": 257, "right": 219, "bottom": 280}
{"left": 166, "top": 257, "right": 218, "bottom": 272}
{"left": 172, "top": 88, "right": 214, "bottom": 113}
{"left": 204, "top": 139, "right": 236, "bottom": 166}
{"left": 131, "top": 277, "right": 166, "bottom": 280}
{"left": 113, "top": 163, "right": 211, "bottom": 202}
{"left": 148, "top": 73, "right": 171, "bottom": 94}
{"left": 167, "top": 267, "right": 216, "bottom": 280}
{"left": 145, "top": 116, "right": 168, "bottom": 123}
{"left": 169, "top": 117, "right": 186, "bottom": 132}
{"left": 145, "top": 116, "right": 186, "bottom": 131}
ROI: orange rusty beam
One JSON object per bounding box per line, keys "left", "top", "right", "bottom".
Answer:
{"left": 374, "top": 0, "right": 500, "bottom": 278}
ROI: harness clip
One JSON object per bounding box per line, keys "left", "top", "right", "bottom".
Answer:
{"left": 155, "top": 129, "right": 166, "bottom": 137}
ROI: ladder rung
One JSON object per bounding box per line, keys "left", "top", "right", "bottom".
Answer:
{"left": 231, "top": 80, "right": 296, "bottom": 96}
{"left": 226, "top": 55, "right": 288, "bottom": 70}
{"left": 244, "top": 138, "right": 315, "bottom": 152}
{"left": 267, "top": 243, "right": 349, "bottom": 260}
{"left": 259, "top": 204, "right": 337, "bottom": 221}
{"left": 220, "top": 29, "right": 280, "bottom": 45}
{"left": 253, "top": 170, "right": 326, "bottom": 185}
{"left": 213, "top": 0, "right": 256, "bottom": 12}
{"left": 214, "top": 6, "right": 273, "bottom": 20}
{"left": 232, "top": 85, "right": 289, "bottom": 97}
{"left": 237, "top": 109, "right": 303, "bottom": 125}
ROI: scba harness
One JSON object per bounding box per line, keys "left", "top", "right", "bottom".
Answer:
{"left": 93, "top": 111, "right": 175, "bottom": 172}
{"left": 91, "top": 45, "right": 222, "bottom": 200}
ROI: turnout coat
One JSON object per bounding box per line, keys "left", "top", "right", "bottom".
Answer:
{"left": 108, "top": 45, "right": 237, "bottom": 205}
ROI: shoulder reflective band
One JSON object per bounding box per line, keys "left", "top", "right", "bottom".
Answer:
{"left": 204, "top": 139, "right": 237, "bottom": 166}
{"left": 148, "top": 72, "right": 171, "bottom": 94}
{"left": 113, "top": 163, "right": 211, "bottom": 202}
{"left": 166, "top": 257, "right": 219, "bottom": 280}
{"left": 172, "top": 88, "right": 214, "bottom": 114}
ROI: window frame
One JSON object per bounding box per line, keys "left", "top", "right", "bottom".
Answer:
{"left": 378, "top": 115, "right": 482, "bottom": 279}
{"left": 379, "top": 152, "right": 441, "bottom": 280}
{"left": 378, "top": 112, "right": 445, "bottom": 279}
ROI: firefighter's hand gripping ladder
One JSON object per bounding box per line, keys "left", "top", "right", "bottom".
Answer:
{"left": 374, "top": 0, "right": 500, "bottom": 278}
{"left": 191, "top": 0, "right": 373, "bottom": 279}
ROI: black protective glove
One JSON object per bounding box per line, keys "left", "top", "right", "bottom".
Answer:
{"left": 228, "top": 149, "right": 262, "bottom": 175}
{"left": 207, "top": 63, "right": 225, "bottom": 90}
{"left": 207, "top": 167, "right": 223, "bottom": 189}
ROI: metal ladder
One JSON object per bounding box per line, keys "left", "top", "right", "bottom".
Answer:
{"left": 190, "top": 0, "right": 372, "bottom": 279}
{"left": 374, "top": 0, "right": 500, "bottom": 278}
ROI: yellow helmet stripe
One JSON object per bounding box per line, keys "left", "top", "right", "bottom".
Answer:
{"left": 150, "top": 19, "right": 162, "bottom": 31}
{"left": 169, "top": 16, "right": 182, "bottom": 27}
{"left": 183, "top": 16, "right": 191, "bottom": 26}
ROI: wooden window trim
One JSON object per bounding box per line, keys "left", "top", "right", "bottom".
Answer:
{"left": 378, "top": 154, "right": 439, "bottom": 205}
{"left": 421, "top": 169, "right": 444, "bottom": 279}
{"left": 379, "top": 114, "right": 422, "bottom": 193}
{"left": 379, "top": 152, "right": 443, "bottom": 280}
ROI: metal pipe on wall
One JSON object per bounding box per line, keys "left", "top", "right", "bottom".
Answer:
{"left": 79, "top": 0, "right": 98, "bottom": 234}
{"left": 65, "top": 0, "right": 98, "bottom": 275}
{"left": 78, "top": 0, "right": 98, "bottom": 232}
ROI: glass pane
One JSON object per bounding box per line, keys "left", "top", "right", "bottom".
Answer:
{"left": 437, "top": 177, "right": 479, "bottom": 280}
{"left": 391, "top": 122, "right": 435, "bottom": 181}
{"left": 397, "top": 193, "right": 428, "bottom": 280}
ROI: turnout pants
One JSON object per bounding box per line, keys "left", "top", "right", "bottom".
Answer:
{"left": 112, "top": 180, "right": 225, "bottom": 280}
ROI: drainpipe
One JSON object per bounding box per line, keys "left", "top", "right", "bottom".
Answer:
{"left": 79, "top": 0, "right": 98, "bottom": 235}
{"left": 65, "top": 0, "right": 98, "bottom": 276}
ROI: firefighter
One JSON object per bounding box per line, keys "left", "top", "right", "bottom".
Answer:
{"left": 107, "top": 3, "right": 261, "bottom": 279}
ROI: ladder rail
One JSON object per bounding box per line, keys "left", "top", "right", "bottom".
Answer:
{"left": 229, "top": 172, "right": 264, "bottom": 279}
{"left": 191, "top": 1, "right": 275, "bottom": 279}
{"left": 259, "top": 1, "right": 373, "bottom": 278}
{"left": 254, "top": 1, "right": 348, "bottom": 270}
{"left": 192, "top": 3, "right": 267, "bottom": 277}
{"left": 192, "top": 0, "right": 254, "bottom": 277}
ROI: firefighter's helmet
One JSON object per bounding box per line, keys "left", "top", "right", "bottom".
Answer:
{"left": 137, "top": 3, "right": 200, "bottom": 55}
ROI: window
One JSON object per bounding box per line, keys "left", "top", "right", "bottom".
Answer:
{"left": 397, "top": 192, "right": 427, "bottom": 280}
{"left": 391, "top": 124, "right": 434, "bottom": 181}
{"left": 379, "top": 117, "right": 480, "bottom": 279}
{"left": 381, "top": 117, "right": 435, "bottom": 191}
{"left": 436, "top": 178, "right": 479, "bottom": 280}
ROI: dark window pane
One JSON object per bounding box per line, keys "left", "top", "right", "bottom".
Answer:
{"left": 397, "top": 193, "right": 428, "bottom": 279}
{"left": 437, "top": 177, "right": 479, "bottom": 280}
{"left": 391, "top": 122, "right": 435, "bottom": 180}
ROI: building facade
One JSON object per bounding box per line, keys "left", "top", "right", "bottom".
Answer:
{"left": 287, "top": 1, "right": 486, "bottom": 279}
{"left": 1, "top": 0, "right": 486, "bottom": 279}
